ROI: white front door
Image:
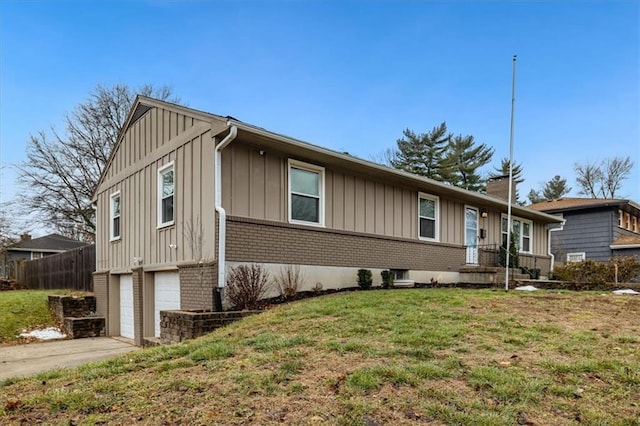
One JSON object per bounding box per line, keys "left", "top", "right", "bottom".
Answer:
{"left": 465, "top": 206, "right": 479, "bottom": 265}
{"left": 119, "top": 274, "right": 134, "bottom": 339}
{"left": 154, "top": 272, "right": 181, "bottom": 337}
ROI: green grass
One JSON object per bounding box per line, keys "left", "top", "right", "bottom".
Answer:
{"left": 0, "top": 289, "right": 66, "bottom": 344}
{"left": 1, "top": 289, "right": 639, "bottom": 425}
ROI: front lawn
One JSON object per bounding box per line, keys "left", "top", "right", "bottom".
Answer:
{"left": 0, "top": 290, "right": 65, "bottom": 345}
{"left": 1, "top": 289, "right": 639, "bottom": 424}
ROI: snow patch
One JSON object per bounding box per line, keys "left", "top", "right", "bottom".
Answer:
{"left": 19, "top": 327, "right": 67, "bottom": 340}
{"left": 515, "top": 285, "right": 538, "bottom": 292}
{"left": 613, "top": 289, "right": 639, "bottom": 295}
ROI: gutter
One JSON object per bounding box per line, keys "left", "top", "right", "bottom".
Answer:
{"left": 214, "top": 125, "right": 238, "bottom": 293}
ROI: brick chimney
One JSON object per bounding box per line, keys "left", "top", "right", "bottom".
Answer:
{"left": 20, "top": 233, "right": 32, "bottom": 242}
{"left": 487, "top": 175, "right": 516, "bottom": 202}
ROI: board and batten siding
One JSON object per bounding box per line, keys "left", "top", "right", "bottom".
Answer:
{"left": 222, "top": 141, "right": 475, "bottom": 245}
{"left": 95, "top": 106, "right": 225, "bottom": 272}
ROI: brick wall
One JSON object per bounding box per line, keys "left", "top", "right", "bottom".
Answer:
{"left": 93, "top": 272, "right": 109, "bottom": 322}
{"left": 132, "top": 267, "right": 144, "bottom": 346}
{"left": 226, "top": 216, "right": 465, "bottom": 271}
{"left": 178, "top": 261, "right": 217, "bottom": 311}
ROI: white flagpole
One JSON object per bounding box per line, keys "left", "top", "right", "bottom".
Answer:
{"left": 505, "top": 55, "right": 517, "bottom": 292}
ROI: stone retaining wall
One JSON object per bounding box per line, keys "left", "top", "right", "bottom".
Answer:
{"left": 160, "top": 310, "right": 260, "bottom": 344}
{"left": 63, "top": 317, "right": 105, "bottom": 339}
{"left": 48, "top": 294, "right": 96, "bottom": 319}
{"left": 48, "top": 294, "right": 105, "bottom": 339}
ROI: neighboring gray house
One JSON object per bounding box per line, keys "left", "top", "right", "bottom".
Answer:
{"left": 1, "top": 233, "right": 89, "bottom": 278}
{"left": 529, "top": 198, "right": 640, "bottom": 262}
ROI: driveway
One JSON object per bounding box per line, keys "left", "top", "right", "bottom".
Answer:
{"left": 0, "top": 337, "right": 139, "bottom": 380}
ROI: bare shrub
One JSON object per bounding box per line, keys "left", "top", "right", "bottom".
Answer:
{"left": 225, "top": 264, "right": 271, "bottom": 310}
{"left": 552, "top": 256, "right": 640, "bottom": 288}
{"left": 274, "top": 265, "right": 304, "bottom": 300}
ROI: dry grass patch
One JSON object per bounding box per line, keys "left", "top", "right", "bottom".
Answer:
{"left": 1, "top": 289, "right": 639, "bottom": 425}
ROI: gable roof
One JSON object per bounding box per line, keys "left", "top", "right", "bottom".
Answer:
{"left": 529, "top": 198, "right": 640, "bottom": 214}
{"left": 8, "top": 234, "right": 89, "bottom": 253}
{"left": 96, "top": 96, "right": 564, "bottom": 225}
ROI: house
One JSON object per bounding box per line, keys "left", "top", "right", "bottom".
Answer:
{"left": 529, "top": 198, "right": 640, "bottom": 262}
{"left": 1, "top": 233, "right": 89, "bottom": 278}
{"left": 92, "top": 96, "right": 563, "bottom": 345}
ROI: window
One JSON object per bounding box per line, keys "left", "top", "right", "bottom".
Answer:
{"left": 633, "top": 216, "right": 638, "bottom": 233}
{"left": 110, "top": 191, "right": 121, "bottom": 240}
{"left": 158, "top": 163, "right": 174, "bottom": 227}
{"left": 567, "top": 252, "right": 586, "bottom": 263}
{"left": 501, "top": 216, "right": 533, "bottom": 253}
{"left": 625, "top": 213, "right": 631, "bottom": 230}
{"left": 31, "top": 252, "right": 43, "bottom": 260}
{"left": 418, "top": 193, "right": 439, "bottom": 241}
{"left": 619, "top": 210, "right": 624, "bottom": 228}
{"left": 288, "top": 160, "right": 324, "bottom": 226}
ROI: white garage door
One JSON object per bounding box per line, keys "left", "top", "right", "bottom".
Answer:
{"left": 154, "top": 271, "right": 181, "bottom": 337}
{"left": 120, "top": 275, "right": 134, "bottom": 339}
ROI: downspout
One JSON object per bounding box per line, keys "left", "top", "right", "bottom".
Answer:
{"left": 547, "top": 219, "right": 565, "bottom": 274}
{"left": 214, "top": 125, "right": 238, "bottom": 306}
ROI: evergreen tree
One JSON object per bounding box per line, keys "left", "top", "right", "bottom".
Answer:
{"left": 445, "top": 134, "right": 494, "bottom": 191}
{"left": 391, "top": 123, "right": 450, "bottom": 181}
{"left": 527, "top": 175, "right": 571, "bottom": 204}
{"left": 542, "top": 175, "right": 571, "bottom": 200}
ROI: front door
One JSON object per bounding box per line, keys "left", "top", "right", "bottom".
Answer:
{"left": 465, "top": 206, "right": 479, "bottom": 265}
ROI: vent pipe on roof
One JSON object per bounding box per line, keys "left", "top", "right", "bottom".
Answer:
{"left": 214, "top": 125, "right": 238, "bottom": 305}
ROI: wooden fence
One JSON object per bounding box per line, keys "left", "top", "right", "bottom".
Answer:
{"left": 16, "top": 245, "right": 95, "bottom": 291}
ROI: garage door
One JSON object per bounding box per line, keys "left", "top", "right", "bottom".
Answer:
{"left": 120, "top": 275, "right": 134, "bottom": 339}
{"left": 154, "top": 272, "right": 181, "bottom": 337}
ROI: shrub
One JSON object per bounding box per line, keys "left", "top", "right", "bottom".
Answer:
{"left": 381, "top": 270, "right": 394, "bottom": 289}
{"left": 357, "top": 269, "right": 373, "bottom": 290}
{"left": 499, "top": 233, "right": 519, "bottom": 268}
{"left": 225, "top": 264, "right": 271, "bottom": 310}
{"left": 274, "top": 265, "right": 304, "bottom": 300}
{"left": 552, "top": 256, "right": 640, "bottom": 287}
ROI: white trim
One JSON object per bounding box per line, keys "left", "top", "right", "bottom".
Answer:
{"left": 418, "top": 192, "right": 440, "bottom": 242}
{"left": 157, "top": 162, "right": 175, "bottom": 229}
{"left": 501, "top": 214, "right": 533, "bottom": 254}
{"left": 611, "top": 244, "right": 640, "bottom": 250}
{"left": 110, "top": 191, "right": 121, "bottom": 241}
{"left": 566, "top": 252, "right": 586, "bottom": 262}
{"left": 464, "top": 205, "right": 479, "bottom": 265}
{"left": 287, "top": 159, "right": 325, "bottom": 227}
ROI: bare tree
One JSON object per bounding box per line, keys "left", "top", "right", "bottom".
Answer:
{"left": 368, "top": 147, "right": 397, "bottom": 166}
{"left": 17, "top": 84, "right": 179, "bottom": 240}
{"left": 574, "top": 156, "right": 633, "bottom": 198}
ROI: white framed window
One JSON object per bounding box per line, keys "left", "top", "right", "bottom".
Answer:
{"left": 158, "top": 162, "right": 175, "bottom": 228}
{"left": 633, "top": 216, "right": 637, "bottom": 233}
{"left": 288, "top": 159, "right": 324, "bottom": 226}
{"left": 31, "top": 252, "right": 43, "bottom": 260}
{"left": 501, "top": 215, "right": 533, "bottom": 254}
{"left": 619, "top": 210, "right": 624, "bottom": 228}
{"left": 567, "top": 252, "right": 586, "bottom": 263}
{"left": 625, "top": 212, "right": 631, "bottom": 230}
{"left": 110, "top": 191, "right": 121, "bottom": 241}
{"left": 418, "top": 193, "right": 439, "bottom": 241}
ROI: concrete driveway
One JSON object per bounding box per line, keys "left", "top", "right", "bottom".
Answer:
{"left": 0, "top": 337, "right": 139, "bottom": 380}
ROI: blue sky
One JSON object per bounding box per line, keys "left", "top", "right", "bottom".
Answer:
{"left": 1, "top": 0, "right": 638, "bottom": 234}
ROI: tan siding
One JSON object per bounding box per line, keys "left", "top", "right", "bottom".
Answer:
{"left": 95, "top": 105, "right": 219, "bottom": 272}
{"left": 365, "top": 181, "right": 375, "bottom": 234}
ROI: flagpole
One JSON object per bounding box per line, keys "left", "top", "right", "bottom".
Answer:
{"left": 505, "top": 55, "right": 517, "bottom": 292}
